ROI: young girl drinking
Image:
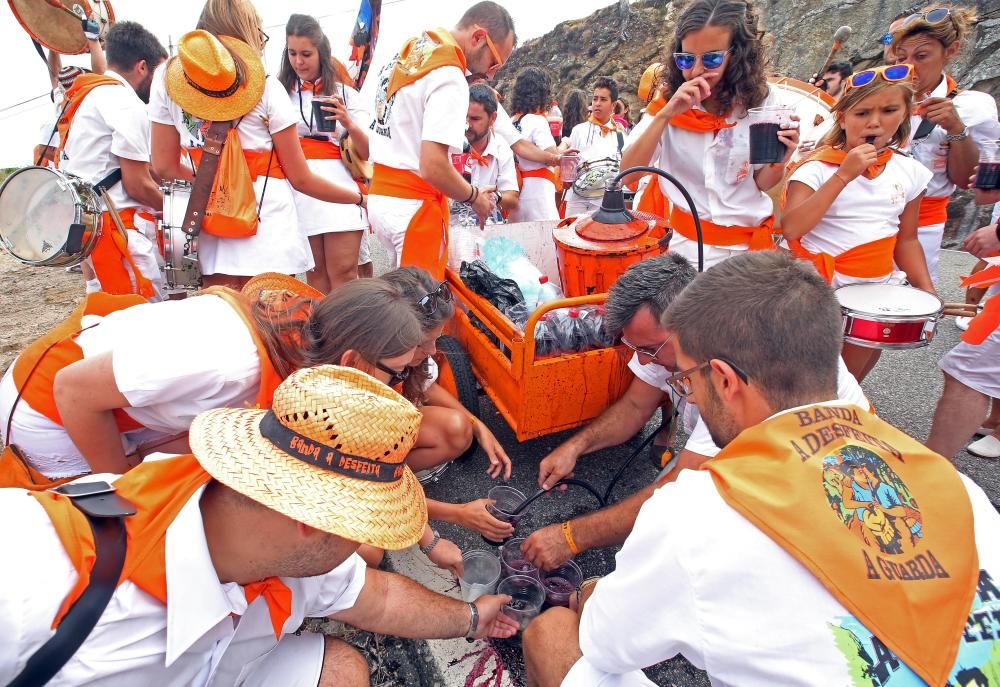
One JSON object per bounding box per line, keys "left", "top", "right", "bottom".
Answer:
{"left": 620, "top": 0, "right": 800, "bottom": 269}
{"left": 782, "top": 64, "right": 934, "bottom": 381}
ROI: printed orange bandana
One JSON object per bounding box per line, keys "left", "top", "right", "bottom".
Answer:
{"left": 386, "top": 28, "right": 467, "bottom": 100}
{"left": 704, "top": 404, "right": 977, "bottom": 686}
{"left": 793, "top": 144, "right": 895, "bottom": 181}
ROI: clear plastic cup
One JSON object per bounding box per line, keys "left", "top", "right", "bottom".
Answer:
{"left": 559, "top": 153, "right": 581, "bottom": 183}
{"left": 541, "top": 560, "right": 583, "bottom": 607}
{"left": 459, "top": 550, "right": 502, "bottom": 602}
{"left": 975, "top": 140, "right": 1000, "bottom": 190}
{"left": 748, "top": 106, "right": 794, "bottom": 164}
{"left": 482, "top": 485, "right": 527, "bottom": 546}
{"left": 498, "top": 574, "right": 545, "bottom": 631}
{"left": 500, "top": 537, "right": 540, "bottom": 580}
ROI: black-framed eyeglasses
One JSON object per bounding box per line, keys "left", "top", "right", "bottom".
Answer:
{"left": 417, "top": 282, "right": 452, "bottom": 316}
{"left": 259, "top": 28, "right": 270, "bottom": 46}
{"left": 374, "top": 361, "right": 411, "bottom": 387}
{"left": 663, "top": 356, "right": 749, "bottom": 398}
{"left": 620, "top": 334, "right": 671, "bottom": 364}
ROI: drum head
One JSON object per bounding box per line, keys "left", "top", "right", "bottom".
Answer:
{"left": 9, "top": 0, "right": 115, "bottom": 55}
{"left": 573, "top": 158, "right": 619, "bottom": 198}
{"left": 835, "top": 284, "right": 943, "bottom": 317}
{"left": 0, "top": 167, "right": 80, "bottom": 262}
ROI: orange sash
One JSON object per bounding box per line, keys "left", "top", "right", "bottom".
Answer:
{"left": 91, "top": 207, "right": 157, "bottom": 298}
{"left": 669, "top": 108, "right": 735, "bottom": 134}
{"left": 32, "top": 454, "right": 294, "bottom": 639}
{"left": 299, "top": 137, "right": 343, "bottom": 161}
{"left": 54, "top": 74, "right": 123, "bottom": 166}
{"left": 669, "top": 205, "right": 774, "bottom": 250}
{"left": 704, "top": 405, "right": 977, "bottom": 687}
{"left": 186, "top": 146, "right": 285, "bottom": 181}
{"left": 635, "top": 177, "right": 670, "bottom": 219}
{"left": 958, "top": 265, "right": 1000, "bottom": 345}
{"left": 516, "top": 166, "right": 561, "bottom": 194}
{"left": 917, "top": 195, "right": 949, "bottom": 227}
{"left": 787, "top": 235, "right": 898, "bottom": 283}
{"left": 370, "top": 162, "right": 448, "bottom": 279}
{"left": 386, "top": 28, "right": 467, "bottom": 100}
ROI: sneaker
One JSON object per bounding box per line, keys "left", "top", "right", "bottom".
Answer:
{"left": 975, "top": 425, "right": 996, "bottom": 437}
{"left": 967, "top": 434, "right": 1000, "bottom": 459}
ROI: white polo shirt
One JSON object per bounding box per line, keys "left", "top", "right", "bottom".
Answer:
{"left": 513, "top": 112, "right": 557, "bottom": 172}
{"left": 0, "top": 462, "right": 367, "bottom": 686}
{"left": 61, "top": 70, "right": 150, "bottom": 211}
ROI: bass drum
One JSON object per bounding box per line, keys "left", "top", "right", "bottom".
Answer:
{"left": 766, "top": 76, "right": 835, "bottom": 227}
{"left": 158, "top": 182, "right": 201, "bottom": 290}
{"left": 8, "top": 0, "right": 116, "bottom": 55}
{"left": 0, "top": 166, "right": 102, "bottom": 267}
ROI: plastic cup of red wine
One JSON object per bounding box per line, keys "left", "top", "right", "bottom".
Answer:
{"left": 541, "top": 560, "right": 583, "bottom": 607}
{"left": 500, "top": 537, "right": 540, "bottom": 580}
{"left": 498, "top": 574, "right": 545, "bottom": 631}
{"left": 482, "top": 485, "right": 527, "bottom": 546}
{"left": 975, "top": 140, "right": 1000, "bottom": 191}
{"left": 311, "top": 98, "right": 337, "bottom": 133}
{"left": 748, "top": 106, "right": 793, "bottom": 164}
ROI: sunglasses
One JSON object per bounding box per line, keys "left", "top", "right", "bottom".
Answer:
{"left": 663, "top": 356, "right": 749, "bottom": 398}
{"left": 620, "top": 334, "right": 671, "bottom": 364}
{"left": 374, "top": 360, "right": 411, "bottom": 387}
{"left": 417, "top": 281, "right": 452, "bottom": 316}
{"left": 880, "top": 8, "right": 951, "bottom": 45}
{"left": 474, "top": 23, "right": 504, "bottom": 71}
{"left": 844, "top": 63, "right": 913, "bottom": 92}
{"left": 672, "top": 48, "right": 731, "bottom": 71}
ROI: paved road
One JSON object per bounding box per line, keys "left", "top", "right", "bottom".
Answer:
{"left": 365, "top": 243, "right": 995, "bottom": 686}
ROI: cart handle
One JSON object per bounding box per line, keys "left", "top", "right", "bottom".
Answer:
{"left": 523, "top": 294, "right": 609, "bottom": 363}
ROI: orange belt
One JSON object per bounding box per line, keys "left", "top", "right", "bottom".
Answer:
{"left": 787, "top": 235, "right": 897, "bottom": 284}
{"left": 636, "top": 177, "right": 671, "bottom": 219}
{"left": 186, "top": 147, "right": 285, "bottom": 181}
{"left": 299, "top": 137, "right": 343, "bottom": 161}
{"left": 370, "top": 162, "right": 448, "bottom": 279}
{"left": 519, "top": 166, "right": 560, "bottom": 191}
{"left": 669, "top": 206, "right": 774, "bottom": 250}
{"left": 917, "top": 195, "right": 949, "bottom": 227}
{"left": 91, "top": 207, "right": 156, "bottom": 298}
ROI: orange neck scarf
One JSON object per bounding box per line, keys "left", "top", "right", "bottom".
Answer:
{"left": 587, "top": 115, "right": 618, "bottom": 137}
{"left": 794, "top": 144, "right": 894, "bottom": 181}
{"left": 669, "top": 108, "right": 735, "bottom": 134}
{"left": 32, "top": 455, "right": 294, "bottom": 640}
{"left": 468, "top": 143, "right": 490, "bottom": 167}
{"left": 704, "top": 404, "right": 977, "bottom": 687}
{"left": 387, "top": 28, "right": 467, "bottom": 100}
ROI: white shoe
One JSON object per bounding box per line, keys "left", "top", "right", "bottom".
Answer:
{"left": 955, "top": 316, "right": 972, "bottom": 331}
{"left": 975, "top": 425, "right": 996, "bottom": 436}
{"left": 967, "top": 434, "right": 1000, "bottom": 459}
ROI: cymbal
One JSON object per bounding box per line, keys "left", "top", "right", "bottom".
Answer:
{"left": 8, "top": 0, "right": 115, "bottom": 55}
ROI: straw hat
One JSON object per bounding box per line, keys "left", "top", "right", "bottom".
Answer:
{"left": 190, "top": 366, "right": 428, "bottom": 550}
{"left": 241, "top": 272, "right": 324, "bottom": 301}
{"left": 165, "top": 29, "right": 265, "bottom": 122}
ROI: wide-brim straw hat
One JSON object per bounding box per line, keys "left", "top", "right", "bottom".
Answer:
{"left": 166, "top": 29, "right": 264, "bottom": 122}
{"left": 241, "top": 272, "right": 324, "bottom": 301}
{"left": 190, "top": 365, "right": 428, "bottom": 550}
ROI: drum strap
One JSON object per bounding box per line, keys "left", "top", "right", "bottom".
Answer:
{"left": 182, "top": 120, "right": 233, "bottom": 237}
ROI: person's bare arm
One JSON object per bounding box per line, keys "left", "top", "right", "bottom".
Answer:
{"left": 150, "top": 122, "right": 193, "bottom": 182}
{"left": 53, "top": 353, "right": 134, "bottom": 475}
{"left": 46, "top": 50, "right": 62, "bottom": 90}
{"left": 87, "top": 38, "right": 107, "bottom": 75}
{"left": 921, "top": 97, "right": 978, "bottom": 188}
{"left": 272, "top": 125, "right": 364, "bottom": 204}
{"left": 426, "top": 497, "right": 514, "bottom": 542}
{"left": 499, "top": 190, "right": 519, "bottom": 214}
{"left": 119, "top": 157, "right": 163, "bottom": 211}
{"left": 511, "top": 139, "right": 559, "bottom": 166}
{"left": 538, "top": 376, "right": 664, "bottom": 489}
{"left": 332, "top": 567, "right": 519, "bottom": 639}
{"left": 893, "top": 195, "right": 935, "bottom": 293}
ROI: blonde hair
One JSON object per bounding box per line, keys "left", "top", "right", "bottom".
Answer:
{"left": 197, "top": 0, "right": 264, "bottom": 53}
{"left": 819, "top": 78, "right": 915, "bottom": 149}
{"left": 892, "top": 4, "right": 977, "bottom": 51}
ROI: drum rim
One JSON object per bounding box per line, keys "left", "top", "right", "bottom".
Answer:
{"left": 842, "top": 334, "right": 934, "bottom": 351}
{"left": 834, "top": 284, "right": 944, "bottom": 318}
{"left": 572, "top": 158, "right": 621, "bottom": 196}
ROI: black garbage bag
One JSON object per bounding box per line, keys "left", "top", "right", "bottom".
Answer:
{"left": 459, "top": 260, "right": 525, "bottom": 312}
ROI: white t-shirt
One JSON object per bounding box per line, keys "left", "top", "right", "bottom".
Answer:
{"left": 494, "top": 102, "right": 528, "bottom": 148}
{"left": 570, "top": 119, "right": 625, "bottom": 165}
{"left": 789, "top": 154, "right": 932, "bottom": 284}
{"left": 904, "top": 75, "right": 1000, "bottom": 202}
{"left": 449, "top": 133, "right": 518, "bottom": 224}
{"left": 627, "top": 354, "right": 868, "bottom": 458}
{"left": 571, "top": 454, "right": 1000, "bottom": 686}
{"left": 513, "top": 112, "right": 557, "bottom": 172}
{"left": 290, "top": 81, "right": 370, "bottom": 143}
{"left": 61, "top": 70, "right": 151, "bottom": 210}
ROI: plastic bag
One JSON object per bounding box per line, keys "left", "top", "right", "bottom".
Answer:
{"left": 459, "top": 260, "right": 525, "bottom": 313}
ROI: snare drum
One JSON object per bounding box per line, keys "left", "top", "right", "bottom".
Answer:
{"left": 0, "top": 166, "right": 102, "bottom": 267}
{"left": 835, "top": 284, "right": 944, "bottom": 350}
{"left": 158, "top": 181, "right": 201, "bottom": 289}
{"left": 572, "top": 158, "right": 620, "bottom": 199}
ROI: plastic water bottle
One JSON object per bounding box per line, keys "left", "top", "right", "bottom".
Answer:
{"left": 564, "top": 308, "right": 590, "bottom": 353}
{"left": 534, "top": 276, "right": 563, "bottom": 309}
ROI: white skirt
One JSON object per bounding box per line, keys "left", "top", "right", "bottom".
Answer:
{"left": 293, "top": 158, "right": 367, "bottom": 237}
{"left": 197, "top": 177, "right": 314, "bottom": 276}
{"left": 508, "top": 176, "right": 559, "bottom": 223}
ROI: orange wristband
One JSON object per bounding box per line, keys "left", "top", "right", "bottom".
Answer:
{"left": 561, "top": 520, "right": 581, "bottom": 555}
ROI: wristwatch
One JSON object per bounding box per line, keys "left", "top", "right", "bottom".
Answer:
{"left": 419, "top": 529, "right": 441, "bottom": 556}
{"left": 464, "top": 601, "right": 479, "bottom": 640}
{"left": 945, "top": 127, "right": 968, "bottom": 142}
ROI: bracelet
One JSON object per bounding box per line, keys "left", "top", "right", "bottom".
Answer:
{"left": 945, "top": 127, "right": 968, "bottom": 142}
{"left": 561, "top": 520, "right": 581, "bottom": 555}
{"left": 419, "top": 529, "right": 441, "bottom": 556}
{"left": 355, "top": 192, "right": 364, "bottom": 207}
{"left": 463, "top": 185, "right": 476, "bottom": 203}
{"left": 464, "top": 601, "right": 479, "bottom": 640}
{"left": 831, "top": 172, "right": 850, "bottom": 187}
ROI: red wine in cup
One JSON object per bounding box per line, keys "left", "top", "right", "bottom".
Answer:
{"left": 749, "top": 123, "right": 783, "bottom": 164}
{"left": 543, "top": 576, "right": 577, "bottom": 606}
{"left": 976, "top": 162, "right": 1000, "bottom": 190}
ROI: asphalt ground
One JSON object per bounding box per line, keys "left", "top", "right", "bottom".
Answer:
{"left": 363, "top": 242, "right": 996, "bottom": 686}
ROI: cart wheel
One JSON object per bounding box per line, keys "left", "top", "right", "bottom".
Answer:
{"left": 435, "top": 335, "right": 480, "bottom": 419}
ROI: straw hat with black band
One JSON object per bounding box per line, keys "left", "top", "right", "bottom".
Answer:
{"left": 166, "top": 29, "right": 265, "bottom": 121}
{"left": 190, "top": 365, "right": 428, "bottom": 550}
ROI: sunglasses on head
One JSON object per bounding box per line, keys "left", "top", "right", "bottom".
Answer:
{"left": 417, "top": 282, "right": 452, "bottom": 316}
{"left": 374, "top": 360, "right": 411, "bottom": 387}
{"left": 672, "top": 48, "right": 731, "bottom": 71}
{"left": 879, "top": 8, "right": 951, "bottom": 45}
{"left": 844, "top": 63, "right": 913, "bottom": 92}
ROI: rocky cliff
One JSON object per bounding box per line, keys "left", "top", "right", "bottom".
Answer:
{"left": 496, "top": 0, "right": 1000, "bottom": 244}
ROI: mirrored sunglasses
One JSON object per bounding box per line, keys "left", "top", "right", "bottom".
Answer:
{"left": 846, "top": 64, "right": 913, "bottom": 91}
{"left": 417, "top": 282, "right": 452, "bottom": 316}
{"left": 672, "top": 48, "right": 730, "bottom": 71}
{"left": 903, "top": 7, "right": 951, "bottom": 28}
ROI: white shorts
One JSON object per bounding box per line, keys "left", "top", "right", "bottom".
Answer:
{"left": 293, "top": 158, "right": 367, "bottom": 237}
{"left": 939, "top": 312, "right": 1000, "bottom": 399}
{"left": 367, "top": 194, "right": 423, "bottom": 269}
{"left": 238, "top": 632, "right": 324, "bottom": 687}
{"left": 917, "top": 222, "right": 945, "bottom": 284}
{"left": 562, "top": 656, "right": 655, "bottom": 686}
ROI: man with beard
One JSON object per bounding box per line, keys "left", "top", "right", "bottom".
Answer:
{"left": 522, "top": 251, "right": 1000, "bottom": 687}
{"left": 57, "top": 21, "right": 167, "bottom": 301}
{"left": 451, "top": 84, "right": 519, "bottom": 225}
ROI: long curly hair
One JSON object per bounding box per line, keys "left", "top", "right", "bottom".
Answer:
{"left": 510, "top": 66, "right": 553, "bottom": 116}
{"left": 664, "top": 0, "right": 770, "bottom": 116}
{"left": 561, "top": 88, "right": 588, "bottom": 139}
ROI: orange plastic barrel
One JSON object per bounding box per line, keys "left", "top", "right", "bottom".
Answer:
{"left": 553, "top": 215, "right": 665, "bottom": 297}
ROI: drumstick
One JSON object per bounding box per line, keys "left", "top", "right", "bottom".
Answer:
{"left": 942, "top": 303, "right": 981, "bottom": 317}
{"left": 46, "top": 1, "right": 87, "bottom": 22}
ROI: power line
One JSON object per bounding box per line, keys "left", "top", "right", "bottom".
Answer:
{"left": 0, "top": 92, "right": 49, "bottom": 114}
